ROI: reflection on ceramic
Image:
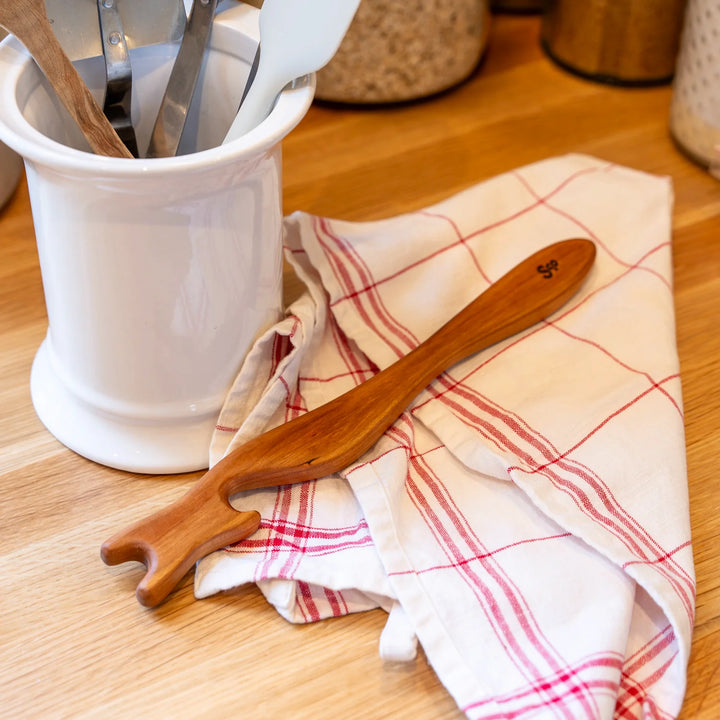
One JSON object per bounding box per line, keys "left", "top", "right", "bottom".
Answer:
{"left": 0, "top": 5, "right": 315, "bottom": 473}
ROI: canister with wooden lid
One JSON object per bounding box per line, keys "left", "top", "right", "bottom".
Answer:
{"left": 315, "top": 0, "right": 491, "bottom": 104}
{"left": 541, "top": 0, "right": 687, "bottom": 85}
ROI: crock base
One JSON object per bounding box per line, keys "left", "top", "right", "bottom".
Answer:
{"left": 30, "top": 341, "right": 215, "bottom": 474}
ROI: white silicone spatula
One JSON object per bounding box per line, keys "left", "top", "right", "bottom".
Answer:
{"left": 222, "top": 0, "right": 361, "bottom": 144}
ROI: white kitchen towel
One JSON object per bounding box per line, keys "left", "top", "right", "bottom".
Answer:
{"left": 195, "top": 154, "right": 694, "bottom": 720}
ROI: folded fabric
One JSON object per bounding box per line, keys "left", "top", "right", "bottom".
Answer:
{"left": 196, "top": 154, "right": 694, "bottom": 720}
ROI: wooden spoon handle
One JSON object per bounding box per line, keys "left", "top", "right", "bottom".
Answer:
{"left": 0, "top": 3, "right": 133, "bottom": 158}
{"left": 102, "top": 238, "right": 596, "bottom": 607}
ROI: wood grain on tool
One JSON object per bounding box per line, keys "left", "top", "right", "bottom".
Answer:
{"left": 101, "top": 239, "right": 596, "bottom": 608}
{"left": 0, "top": 0, "right": 133, "bottom": 158}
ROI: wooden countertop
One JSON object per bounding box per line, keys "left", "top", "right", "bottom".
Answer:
{"left": 1, "top": 14, "right": 718, "bottom": 719}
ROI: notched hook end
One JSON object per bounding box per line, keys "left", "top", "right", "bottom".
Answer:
{"left": 101, "top": 532, "right": 155, "bottom": 570}
{"left": 101, "top": 532, "right": 163, "bottom": 606}
{"left": 101, "top": 492, "right": 263, "bottom": 608}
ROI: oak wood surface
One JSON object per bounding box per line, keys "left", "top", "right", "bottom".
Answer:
{"left": 1, "top": 14, "right": 718, "bottom": 720}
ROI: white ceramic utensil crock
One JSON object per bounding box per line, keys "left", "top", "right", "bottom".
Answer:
{"left": 0, "top": 5, "right": 314, "bottom": 473}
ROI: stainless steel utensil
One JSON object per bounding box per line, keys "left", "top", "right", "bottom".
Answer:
{"left": 0, "top": 0, "right": 132, "bottom": 157}
{"left": 146, "top": 0, "right": 219, "bottom": 158}
{"left": 96, "top": 0, "right": 138, "bottom": 156}
{"left": 44, "top": 0, "right": 186, "bottom": 62}
{"left": 45, "top": 0, "right": 187, "bottom": 157}
{"left": 239, "top": 45, "right": 260, "bottom": 107}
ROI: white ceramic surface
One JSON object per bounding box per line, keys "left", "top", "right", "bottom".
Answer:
{"left": 0, "top": 5, "right": 314, "bottom": 473}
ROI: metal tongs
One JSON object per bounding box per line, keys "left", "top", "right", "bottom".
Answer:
{"left": 146, "top": 0, "right": 219, "bottom": 158}
{"left": 95, "top": 0, "right": 222, "bottom": 158}
{"left": 97, "top": 0, "right": 138, "bottom": 156}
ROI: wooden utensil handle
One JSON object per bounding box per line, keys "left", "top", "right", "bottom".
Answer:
{"left": 102, "top": 238, "right": 596, "bottom": 607}
{"left": 1, "top": 3, "right": 133, "bottom": 158}
{"left": 27, "top": 32, "right": 132, "bottom": 158}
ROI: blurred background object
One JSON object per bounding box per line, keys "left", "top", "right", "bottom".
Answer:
{"left": 669, "top": 0, "right": 720, "bottom": 171}
{"left": 0, "top": 28, "right": 22, "bottom": 209}
{"left": 541, "top": 0, "right": 687, "bottom": 85}
{"left": 491, "top": 0, "right": 543, "bottom": 11}
{"left": 315, "top": 0, "right": 491, "bottom": 104}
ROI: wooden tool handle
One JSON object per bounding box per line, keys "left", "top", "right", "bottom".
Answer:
{"left": 102, "top": 238, "right": 596, "bottom": 607}
{"left": 30, "top": 28, "right": 132, "bottom": 157}
{"left": 0, "top": 1, "right": 133, "bottom": 158}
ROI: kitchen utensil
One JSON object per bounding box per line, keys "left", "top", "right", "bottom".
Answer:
{"left": 46, "top": 0, "right": 187, "bottom": 157}
{"left": 0, "top": 0, "right": 132, "bottom": 157}
{"left": 223, "top": 0, "right": 361, "bottom": 143}
{"left": 238, "top": 44, "right": 260, "bottom": 106}
{"left": 147, "top": 0, "right": 219, "bottom": 158}
{"left": 101, "top": 238, "right": 597, "bottom": 607}
{"left": 96, "top": 0, "right": 138, "bottom": 156}
{"left": 44, "top": 0, "right": 186, "bottom": 62}
{"left": 0, "top": 12, "right": 314, "bottom": 473}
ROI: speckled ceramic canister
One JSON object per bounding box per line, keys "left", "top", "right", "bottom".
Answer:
{"left": 315, "top": 0, "right": 491, "bottom": 103}
{"left": 669, "top": 0, "right": 720, "bottom": 170}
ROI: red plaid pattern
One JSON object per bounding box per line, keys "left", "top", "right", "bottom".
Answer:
{"left": 197, "top": 155, "right": 692, "bottom": 719}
